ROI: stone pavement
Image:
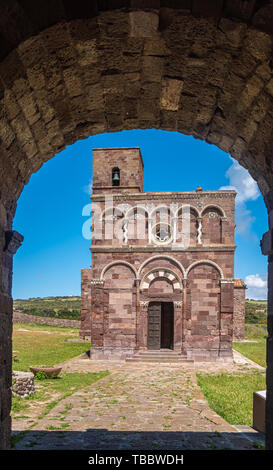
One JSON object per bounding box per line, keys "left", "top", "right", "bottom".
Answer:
{"left": 12, "top": 353, "right": 265, "bottom": 450}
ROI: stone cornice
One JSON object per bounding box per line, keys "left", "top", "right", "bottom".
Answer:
{"left": 91, "top": 191, "right": 236, "bottom": 202}
{"left": 91, "top": 245, "right": 236, "bottom": 253}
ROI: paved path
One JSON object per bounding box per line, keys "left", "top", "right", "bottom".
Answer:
{"left": 12, "top": 355, "right": 265, "bottom": 450}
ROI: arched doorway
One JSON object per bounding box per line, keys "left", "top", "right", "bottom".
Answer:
{"left": 147, "top": 301, "right": 174, "bottom": 350}
{"left": 1, "top": 4, "right": 273, "bottom": 449}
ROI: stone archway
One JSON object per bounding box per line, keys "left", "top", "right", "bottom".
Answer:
{"left": 1, "top": 2, "right": 273, "bottom": 449}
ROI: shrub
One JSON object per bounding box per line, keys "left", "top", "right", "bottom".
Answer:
{"left": 35, "top": 371, "right": 48, "bottom": 380}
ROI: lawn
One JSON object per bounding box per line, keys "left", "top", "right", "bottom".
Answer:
{"left": 233, "top": 339, "right": 266, "bottom": 368}
{"left": 197, "top": 371, "right": 266, "bottom": 426}
{"left": 196, "top": 323, "right": 267, "bottom": 427}
{"left": 11, "top": 371, "right": 109, "bottom": 417}
{"left": 11, "top": 322, "right": 109, "bottom": 447}
{"left": 233, "top": 324, "right": 267, "bottom": 368}
{"left": 12, "top": 322, "right": 90, "bottom": 371}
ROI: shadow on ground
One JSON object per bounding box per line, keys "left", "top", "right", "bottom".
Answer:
{"left": 12, "top": 429, "right": 265, "bottom": 450}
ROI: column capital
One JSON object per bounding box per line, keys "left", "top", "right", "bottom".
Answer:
{"left": 260, "top": 230, "right": 273, "bottom": 256}
{"left": 4, "top": 230, "right": 23, "bottom": 256}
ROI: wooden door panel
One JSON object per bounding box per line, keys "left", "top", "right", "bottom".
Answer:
{"left": 148, "top": 302, "right": 161, "bottom": 350}
{"left": 161, "top": 302, "right": 174, "bottom": 349}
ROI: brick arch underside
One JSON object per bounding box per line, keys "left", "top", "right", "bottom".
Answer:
{"left": 1, "top": 5, "right": 273, "bottom": 450}
{"left": 1, "top": 10, "right": 273, "bottom": 228}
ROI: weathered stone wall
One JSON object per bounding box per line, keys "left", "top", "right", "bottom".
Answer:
{"left": 12, "top": 371, "right": 35, "bottom": 399}
{"left": 91, "top": 264, "right": 137, "bottom": 359}
{"left": 186, "top": 264, "right": 223, "bottom": 361}
{"left": 80, "top": 268, "right": 93, "bottom": 338}
{"left": 233, "top": 286, "right": 246, "bottom": 339}
{"left": 83, "top": 158, "right": 236, "bottom": 361}
{"left": 93, "top": 147, "right": 143, "bottom": 193}
{"left": 13, "top": 311, "right": 80, "bottom": 329}
{"left": 1, "top": 0, "right": 273, "bottom": 450}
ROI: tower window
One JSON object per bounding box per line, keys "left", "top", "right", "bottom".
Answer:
{"left": 112, "top": 167, "right": 120, "bottom": 187}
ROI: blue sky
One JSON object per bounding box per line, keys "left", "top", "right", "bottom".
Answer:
{"left": 13, "top": 129, "right": 268, "bottom": 300}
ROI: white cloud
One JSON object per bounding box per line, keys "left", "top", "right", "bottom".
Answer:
{"left": 219, "top": 158, "right": 260, "bottom": 237}
{"left": 245, "top": 274, "right": 267, "bottom": 300}
{"left": 83, "top": 180, "right": 92, "bottom": 195}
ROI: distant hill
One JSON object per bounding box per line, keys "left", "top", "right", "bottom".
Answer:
{"left": 13, "top": 296, "right": 268, "bottom": 325}
{"left": 14, "top": 296, "right": 81, "bottom": 320}
{"left": 245, "top": 299, "right": 267, "bottom": 325}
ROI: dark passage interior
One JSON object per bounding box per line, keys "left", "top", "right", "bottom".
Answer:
{"left": 148, "top": 301, "right": 174, "bottom": 350}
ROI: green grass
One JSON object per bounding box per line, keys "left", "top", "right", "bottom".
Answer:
{"left": 197, "top": 371, "right": 266, "bottom": 426}
{"left": 12, "top": 371, "right": 109, "bottom": 415}
{"left": 233, "top": 338, "right": 266, "bottom": 367}
{"left": 12, "top": 323, "right": 90, "bottom": 371}
{"left": 233, "top": 323, "right": 267, "bottom": 368}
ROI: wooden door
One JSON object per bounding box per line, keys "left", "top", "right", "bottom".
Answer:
{"left": 161, "top": 302, "right": 174, "bottom": 349}
{"left": 147, "top": 302, "right": 161, "bottom": 350}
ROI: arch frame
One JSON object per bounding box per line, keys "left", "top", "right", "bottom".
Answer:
{"left": 100, "top": 260, "right": 138, "bottom": 280}
{"left": 137, "top": 254, "right": 186, "bottom": 278}
{"left": 175, "top": 205, "right": 201, "bottom": 218}
{"left": 201, "top": 204, "right": 227, "bottom": 218}
{"left": 185, "top": 259, "right": 224, "bottom": 279}
{"left": 140, "top": 267, "right": 183, "bottom": 291}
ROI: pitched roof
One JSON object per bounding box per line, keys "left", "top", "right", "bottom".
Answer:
{"left": 234, "top": 278, "right": 247, "bottom": 288}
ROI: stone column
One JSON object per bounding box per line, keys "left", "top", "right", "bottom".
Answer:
{"left": 0, "top": 228, "right": 23, "bottom": 450}
{"left": 139, "top": 301, "right": 149, "bottom": 349}
{"left": 182, "top": 279, "right": 188, "bottom": 355}
{"left": 220, "top": 216, "right": 227, "bottom": 243}
{"left": 135, "top": 279, "right": 140, "bottom": 350}
{"left": 147, "top": 218, "right": 152, "bottom": 244}
{"left": 260, "top": 193, "right": 273, "bottom": 449}
{"left": 197, "top": 217, "right": 202, "bottom": 244}
{"left": 173, "top": 301, "right": 183, "bottom": 352}
{"left": 172, "top": 216, "right": 177, "bottom": 245}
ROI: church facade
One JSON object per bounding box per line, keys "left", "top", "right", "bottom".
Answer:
{"left": 80, "top": 147, "right": 246, "bottom": 362}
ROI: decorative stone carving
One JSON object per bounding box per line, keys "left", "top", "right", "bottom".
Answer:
{"left": 197, "top": 217, "right": 202, "bottom": 244}
{"left": 90, "top": 279, "right": 104, "bottom": 286}
{"left": 123, "top": 220, "right": 128, "bottom": 244}
{"left": 174, "top": 301, "right": 183, "bottom": 308}
{"left": 140, "top": 301, "right": 149, "bottom": 307}
{"left": 4, "top": 231, "right": 24, "bottom": 256}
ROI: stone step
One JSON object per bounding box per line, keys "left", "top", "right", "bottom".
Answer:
{"left": 137, "top": 350, "right": 179, "bottom": 354}
{"left": 132, "top": 354, "right": 183, "bottom": 359}
{"left": 126, "top": 357, "right": 194, "bottom": 363}
{"left": 126, "top": 354, "right": 194, "bottom": 363}
{"left": 125, "top": 349, "right": 194, "bottom": 363}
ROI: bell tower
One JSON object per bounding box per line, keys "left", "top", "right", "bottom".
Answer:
{"left": 92, "top": 147, "right": 144, "bottom": 194}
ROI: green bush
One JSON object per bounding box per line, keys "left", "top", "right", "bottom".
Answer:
{"left": 245, "top": 301, "right": 267, "bottom": 325}
{"left": 35, "top": 371, "right": 48, "bottom": 380}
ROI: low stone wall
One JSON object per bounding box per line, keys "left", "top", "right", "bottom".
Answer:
{"left": 13, "top": 311, "right": 80, "bottom": 329}
{"left": 12, "top": 371, "right": 35, "bottom": 398}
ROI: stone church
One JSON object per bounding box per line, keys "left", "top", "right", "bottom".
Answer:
{"left": 80, "top": 147, "right": 246, "bottom": 362}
